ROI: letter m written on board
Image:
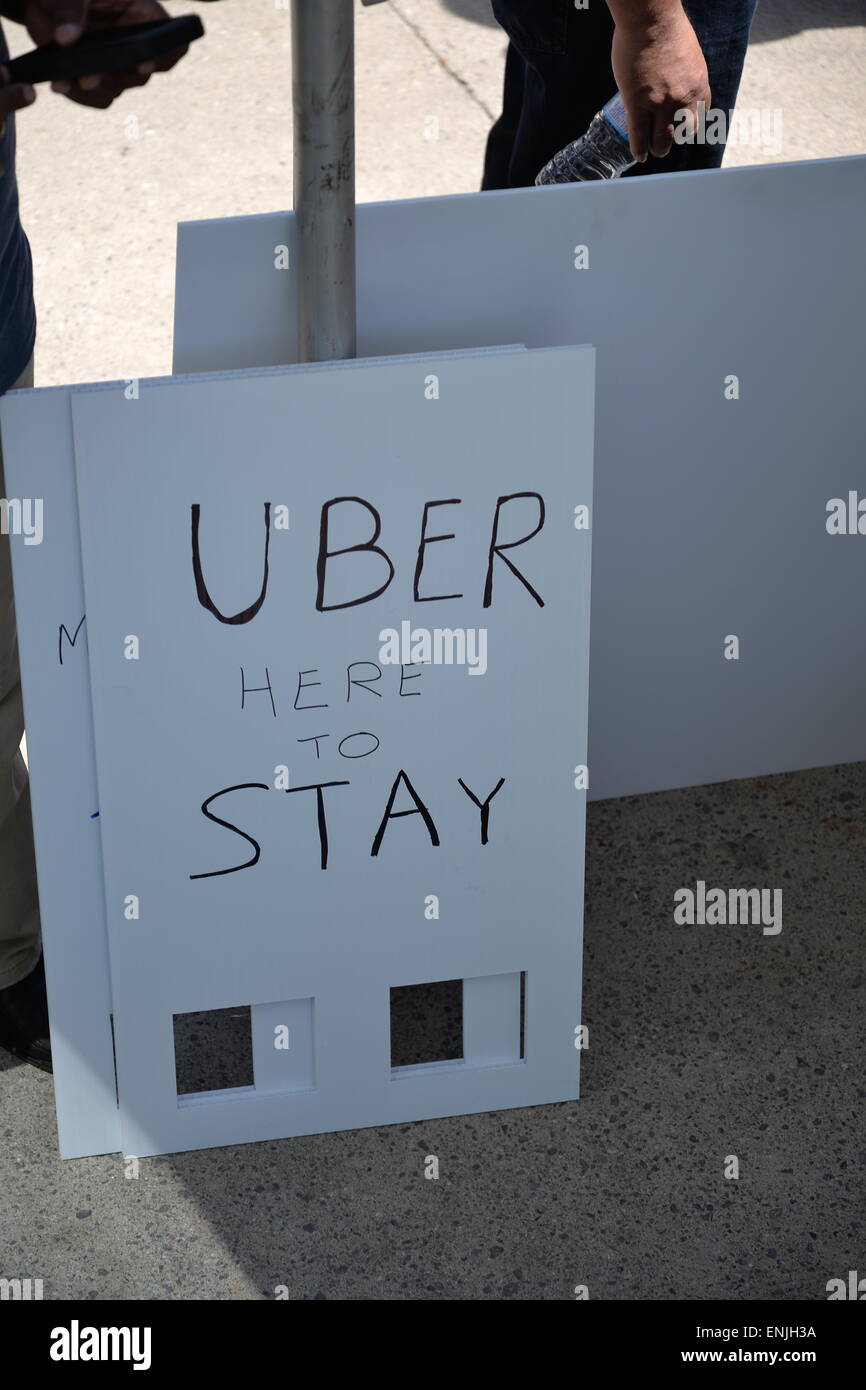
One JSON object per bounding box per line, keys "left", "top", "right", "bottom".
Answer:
{"left": 59, "top": 615, "right": 87, "bottom": 665}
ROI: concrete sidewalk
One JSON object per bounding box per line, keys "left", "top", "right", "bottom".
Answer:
{"left": 1, "top": 1, "right": 864, "bottom": 1301}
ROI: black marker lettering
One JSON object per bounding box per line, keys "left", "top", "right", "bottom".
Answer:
{"left": 399, "top": 663, "right": 422, "bottom": 697}
{"left": 58, "top": 615, "right": 86, "bottom": 665}
{"left": 241, "top": 666, "right": 276, "bottom": 717}
{"left": 346, "top": 661, "right": 382, "bottom": 701}
{"left": 285, "top": 780, "right": 350, "bottom": 869}
{"left": 414, "top": 499, "right": 463, "bottom": 602}
{"left": 190, "top": 783, "right": 269, "bottom": 879}
{"left": 191, "top": 502, "right": 271, "bottom": 625}
{"left": 316, "top": 497, "right": 394, "bottom": 612}
{"left": 338, "top": 732, "right": 380, "bottom": 759}
{"left": 483, "top": 493, "right": 545, "bottom": 608}
{"left": 457, "top": 777, "right": 505, "bottom": 845}
{"left": 294, "top": 669, "right": 328, "bottom": 711}
{"left": 297, "top": 734, "right": 330, "bottom": 759}
{"left": 371, "top": 770, "right": 439, "bottom": 857}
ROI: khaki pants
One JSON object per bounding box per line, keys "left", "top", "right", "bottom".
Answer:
{"left": 0, "top": 356, "right": 41, "bottom": 989}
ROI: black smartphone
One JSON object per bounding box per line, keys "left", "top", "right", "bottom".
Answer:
{"left": 5, "top": 15, "right": 205, "bottom": 86}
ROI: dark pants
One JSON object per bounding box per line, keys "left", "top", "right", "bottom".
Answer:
{"left": 483, "top": 0, "right": 760, "bottom": 189}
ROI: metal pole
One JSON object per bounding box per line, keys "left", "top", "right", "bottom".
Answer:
{"left": 291, "top": 0, "right": 357, "bottom": 363}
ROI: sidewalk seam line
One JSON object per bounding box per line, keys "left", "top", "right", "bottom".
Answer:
{"left": 388, "top": 1, "right": 498, "bottom": 122}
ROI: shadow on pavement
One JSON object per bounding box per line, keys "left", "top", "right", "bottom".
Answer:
{"left": 435, "top": 0, "right": 865, "bottom": 44}
{"left": 749, "top": 0, "right": 865, "bottom": 42}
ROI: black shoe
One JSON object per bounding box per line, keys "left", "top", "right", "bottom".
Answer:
{"left": 0, "top": 954, "right": 52, "bottom": 1073}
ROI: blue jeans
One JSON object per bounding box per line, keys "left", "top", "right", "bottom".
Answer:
{"left": 483, "top": 0, "right": 760, "bottom": 188}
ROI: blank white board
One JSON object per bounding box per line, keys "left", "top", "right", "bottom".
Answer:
{"left": 174, "top": 156, "right": 866, "bottom": 799}
{"left": 69, "top": 345, "right": 593, "bottom": 1157}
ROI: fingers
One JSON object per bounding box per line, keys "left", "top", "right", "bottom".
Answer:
{"left": 0, "top": 79, "right": 37, "bottom": 123}
{"left": 55, "top": 83, "right": 113, "bottom": 108}
{"left": 0, "top": 70, "right": 37, "bottom": 167}
{"left": 627, "top": 117, "right": 651, "bottom": 165}
{"left": 0, "top": 63, "right": 35, "bottom": 103}
{"left": 650, "top": 108, "right": 676, "bottom": 160}
{"left": 52, "top": 67, "right": 152, "bottom": 107}
{"left": 150, "top": 43, "right": 189, "bottom": 76}
{"left": 653, "top": 80, "right": 711, "bottom": 159}
{"left": 25, "top": 1, "right": 91, "bottom": 47}
{"left": 629, "top": 131, "right": 648, "bottom": 164}
{"left": 632, "top": 79, "right": 713, "bottom": 164}
{"left": 49, "top": 44, "right": 188, "bottom": 109}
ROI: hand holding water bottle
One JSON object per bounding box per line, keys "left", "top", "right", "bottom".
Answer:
{"left": 609, "top": 0, "right": 710, "bottom": 163}
{"left": 536, "top": 2, "right": 711, "bottom": 185}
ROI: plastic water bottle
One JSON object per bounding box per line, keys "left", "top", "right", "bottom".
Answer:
{"left": 535, "top": 91, "right": 634, "bottom": 184}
